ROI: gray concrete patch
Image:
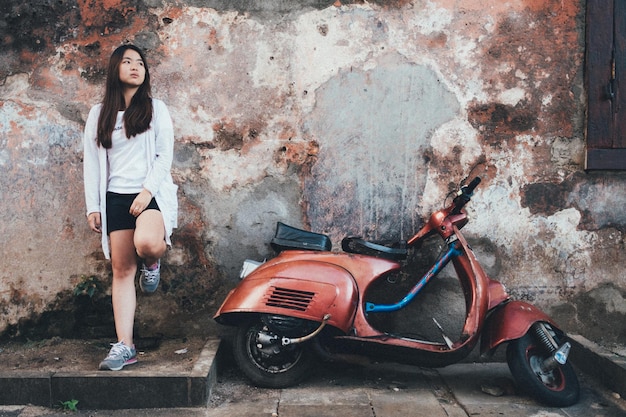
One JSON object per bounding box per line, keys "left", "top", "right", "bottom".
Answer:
{"left": 369, "top": 389, "right": 449, "bottom": 417}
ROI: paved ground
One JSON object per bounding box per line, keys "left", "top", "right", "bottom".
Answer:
{"left": 0, "top": 346, "right": 625, "bottom": 417}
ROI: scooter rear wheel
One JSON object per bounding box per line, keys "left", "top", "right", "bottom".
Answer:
{"left": 506, "top": 332, "right": 580, "bottom": 407}
{"left": 233, "top": 318, "right": 314, "bottom": 388}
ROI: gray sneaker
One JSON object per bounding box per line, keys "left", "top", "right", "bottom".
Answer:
{"left": 140, "top": 260, "right": 160, "bottom": 293}
{"left": 99, "top": 341, "right": 137, "bottom": 371}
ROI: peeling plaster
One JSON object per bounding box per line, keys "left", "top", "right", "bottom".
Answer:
{"left": 293, "top": 5, "right": 391, "bottom": 113}
{"left": 1, "top": 0, "right": 625, "bottom": 345}
{"left": 410, "top": 2, "right": 453, "bottom": 35}
{"left": 499, "top": 87, "right": 526, "bottom": 107}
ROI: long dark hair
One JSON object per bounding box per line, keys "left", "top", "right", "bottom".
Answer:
{"left": 96, "top": 44, "right": 153, "bottom": 148}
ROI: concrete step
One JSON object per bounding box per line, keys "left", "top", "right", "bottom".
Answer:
{"left": 569, "top": 334, "right": 626, "bottom": 399}
{"left": 0, "top": 338, "right": 220, "bottom": 409}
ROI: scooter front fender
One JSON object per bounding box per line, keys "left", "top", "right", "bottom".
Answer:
{"left": 214, "top": 258, "right": 358, "bottom": 333}
{"left": 480, "top": 300, "right": 560, "bottom": 356}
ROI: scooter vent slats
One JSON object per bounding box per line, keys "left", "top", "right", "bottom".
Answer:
{"left": 266, "top": 286, "right": 315, "bottom": 311}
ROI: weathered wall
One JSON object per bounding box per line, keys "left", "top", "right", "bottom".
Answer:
{"left": 1, "top": 0, "right": 625, "bottom": 345}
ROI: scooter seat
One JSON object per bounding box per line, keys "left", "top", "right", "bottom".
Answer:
{"left": 341, "top": 237, "right": 408, "bottom": 260}
{"left": 271, "top": 222, "right": 332, "bottom": 252}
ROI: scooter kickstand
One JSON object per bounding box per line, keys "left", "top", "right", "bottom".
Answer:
{"left": 433, "top": 317, "right": 454, "bottom": 349}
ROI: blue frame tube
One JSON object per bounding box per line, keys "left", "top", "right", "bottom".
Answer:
{"left": 365, "top": 243, "right": 461, "bottom": 313}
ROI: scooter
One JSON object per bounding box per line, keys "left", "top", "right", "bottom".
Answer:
{"left": 214, "top": 177, "right": 580, "bottom": 407}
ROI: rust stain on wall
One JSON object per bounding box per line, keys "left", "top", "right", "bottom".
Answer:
{"left": 1, "top": 0, "right": 625, "bottom": 348}
{"left": 1, "top": 0, "right": 165, "bottom": 87}
{"left": 275, "top": 140, "right": 319, "bottom": 168}
{"left": 212, "top": 119, "right": 267, "bottom": 153}
{"left": 521, "top": 181, "right": 571, "bottom": 216}
{"left": 76, "top": 0, "right": 136, "bottom": 29}
{"left": 468, "top": 102, "right": 537, "bottom": 145}
{"left": 477, "top": 10, "right": 580, "bottom": 141}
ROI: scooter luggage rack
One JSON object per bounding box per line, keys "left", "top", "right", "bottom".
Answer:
{"left": 270, "top": 222, "right": 332, "bottom": 252}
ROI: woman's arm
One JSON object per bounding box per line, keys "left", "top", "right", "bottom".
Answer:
{"left": 83, "top": 105, "right": 102, "bottom": 217}
{"left": 142, "top": 99, "right": 174, "bottom": 196}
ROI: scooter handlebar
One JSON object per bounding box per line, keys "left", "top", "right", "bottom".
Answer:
{"left": 465, "top": 176, "right": 481, "bottom": 194}
{"left": 452, "top": 176, "right": 481, "bottom": 213}
{"left": 408, "top": 176, "right": 482, "bottom": 246}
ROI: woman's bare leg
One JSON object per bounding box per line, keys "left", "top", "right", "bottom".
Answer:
{"left": 109, "top": 229, "right": 138, "bottom": 346}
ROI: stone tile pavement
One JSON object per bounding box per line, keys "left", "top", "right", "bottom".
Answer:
{"left": 0, "top": 335, "right": 624, "bottom": 416}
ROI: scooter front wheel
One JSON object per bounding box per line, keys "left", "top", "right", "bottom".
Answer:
{"left": 506, "top": 331, "right": 580, "bottom": 407}
{"left": 233, "top": 318, "right": 314, "bottom": 388}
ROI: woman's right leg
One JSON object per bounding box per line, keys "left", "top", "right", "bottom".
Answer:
{"left": 109, "top": 229, "right": 138, "bottom": 346}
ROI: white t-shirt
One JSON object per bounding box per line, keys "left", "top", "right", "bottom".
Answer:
{"left": 107, "top": 111, "right": 149, "bottom": 193}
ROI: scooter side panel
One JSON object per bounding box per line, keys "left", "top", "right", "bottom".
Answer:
{"left": 480, "top": 300, "right": 559, "bottom": 356}
{"left": 214, "top": 260, "right": 358, "bottom": 333}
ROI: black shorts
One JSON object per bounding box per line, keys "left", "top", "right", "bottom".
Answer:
{"left": 106, "top": 192, "right": 160, "bottom": 234}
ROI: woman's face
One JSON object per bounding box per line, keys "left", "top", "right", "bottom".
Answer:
{"left": 118, "top": 49, "right": 146, "bottom": 89}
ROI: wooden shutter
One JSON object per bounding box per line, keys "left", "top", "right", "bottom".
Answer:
{"left": 586, "top": 0, "right": 626, "bottom": 170}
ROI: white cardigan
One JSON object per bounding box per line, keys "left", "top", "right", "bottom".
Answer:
{"left": 83, "top": 99, "right": 178, "bottom": 259}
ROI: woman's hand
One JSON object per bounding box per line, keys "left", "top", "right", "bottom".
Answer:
{"left": 87, "top": 212, "right": 102, "bottom": 233}
{"left": 130, "top": 189, "right": 153, "bottom": 217}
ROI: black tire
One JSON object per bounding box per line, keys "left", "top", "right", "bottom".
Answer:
{"left": 507, "top": 332, "right": 580, "bottom": 407}
{"left": 233, "top": 318, "right": 314, "bottom": 388}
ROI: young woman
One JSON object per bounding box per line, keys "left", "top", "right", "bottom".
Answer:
{"left": 83, "top": 44, "right": 178, "bottom": 371}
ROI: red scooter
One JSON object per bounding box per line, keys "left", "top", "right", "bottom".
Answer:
{"left": 214, "top": 177, "right": 580, "bottom": 407}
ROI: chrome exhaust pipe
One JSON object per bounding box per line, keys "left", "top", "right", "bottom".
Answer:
{"left": 281, "top": 314, "right": 332, "bottom": 346}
